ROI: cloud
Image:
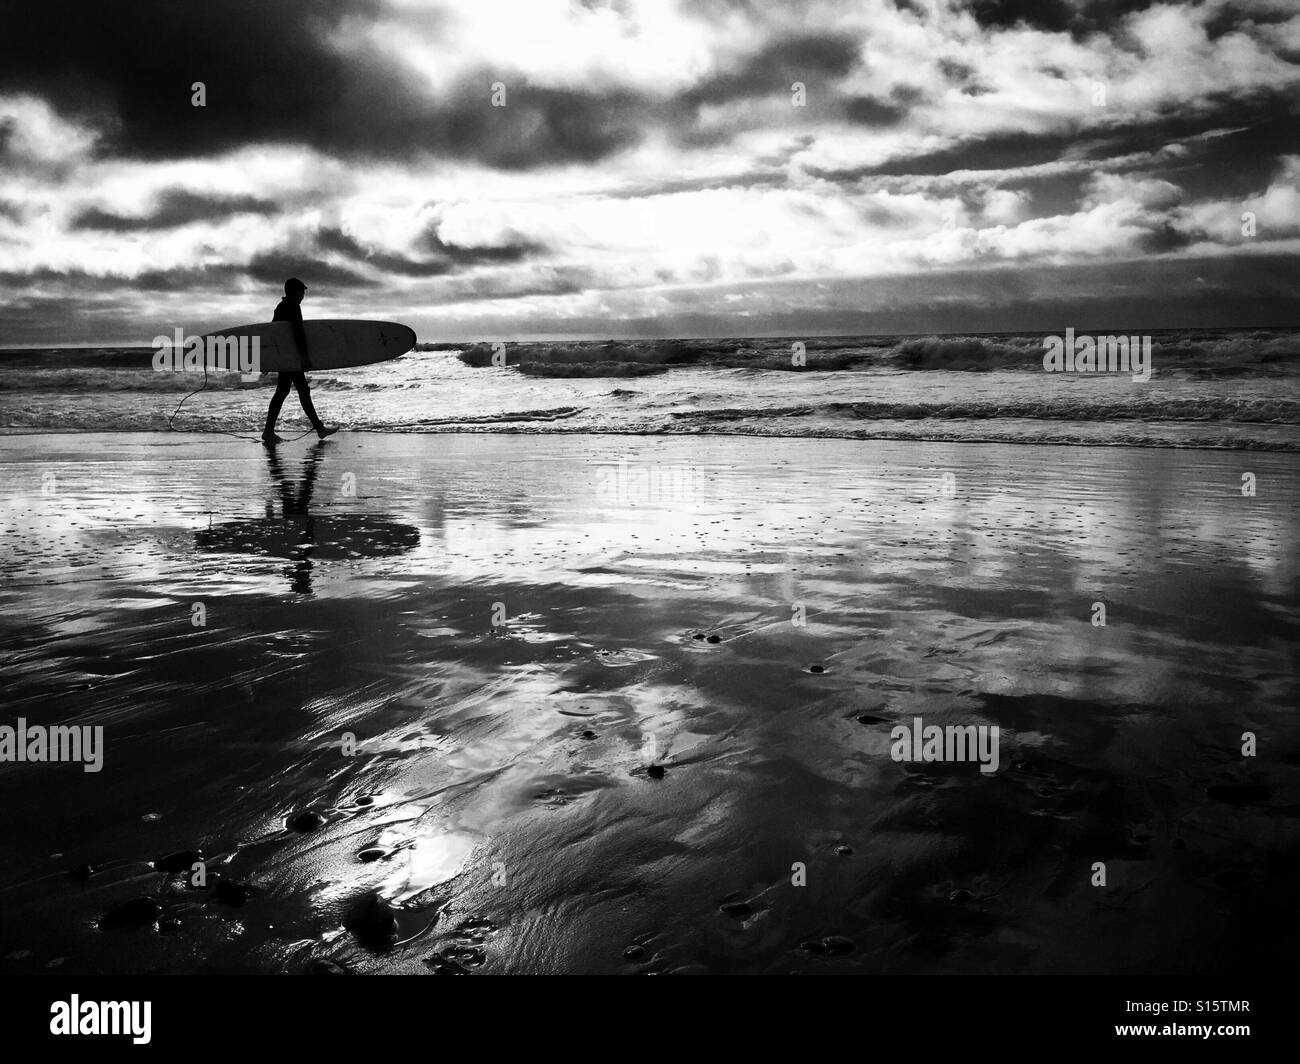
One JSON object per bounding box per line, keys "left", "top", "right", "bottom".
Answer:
{"left": 71, "top": 189, "right": 279, "bottom": 231}
{"left": 963, "top": 0, "right": 1160, "bottom": 39}
{"left": 1, "top": 0, "right": 1299, "bottom": 341}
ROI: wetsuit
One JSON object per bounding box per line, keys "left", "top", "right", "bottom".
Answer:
{"left": 264, "top": 296, "right": 323, "bottom": 434}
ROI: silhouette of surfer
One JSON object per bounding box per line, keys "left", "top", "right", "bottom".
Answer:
{"left": 262, "top": 277, "right": 338, "bottom": 445}
{"left": 194, "top": 440, "right": 420, "bottom": 595}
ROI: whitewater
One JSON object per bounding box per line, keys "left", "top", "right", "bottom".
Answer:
{"left": 2, "top": 328, "right": 1297, "bottom": 450}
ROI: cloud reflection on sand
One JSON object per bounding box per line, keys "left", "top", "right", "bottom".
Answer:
{"left": 0, "top": 433, "right": 1296, "bottom": 973}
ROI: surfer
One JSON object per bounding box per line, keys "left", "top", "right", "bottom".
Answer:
{"left": 262, "top": 277, "right": 338, "bottom": 445}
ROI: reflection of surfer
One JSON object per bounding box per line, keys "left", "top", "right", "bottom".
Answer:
{"left": 266, "top": 441, "right": 325, "bottom": 594}
{"left": 262, "top": 277, "right": 338, "bottom": 446}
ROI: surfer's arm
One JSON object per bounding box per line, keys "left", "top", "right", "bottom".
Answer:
{"left": 290, "top": 312, "right": 312, "bottom": 369}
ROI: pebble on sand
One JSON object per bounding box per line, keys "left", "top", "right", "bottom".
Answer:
{"left": 800, "top": 935, "right": 854, "bottom": 956}
{"left": 288, "top": 810, "right": 328, "bottom": 832}
{"left": 98, "top": 897, "right": 160, "bottom": 930}
{"left": 154, "top": 850, "right": 203, "bottom": 873}
{"left": 346, "top": 892, "right": 398, "bottom": 952}
{"left": 212, "top": 879, "right": 254, "bottom": 906}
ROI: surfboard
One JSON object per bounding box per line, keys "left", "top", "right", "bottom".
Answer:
{"left": 199, "top": 319, "right": 417, "bottom": 372}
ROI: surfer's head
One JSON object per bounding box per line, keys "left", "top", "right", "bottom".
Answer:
{"left": 285, "top": 277, "right": 307, "bottom": 302}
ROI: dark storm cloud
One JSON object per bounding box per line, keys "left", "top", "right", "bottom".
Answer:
{"left": 245, "top": 252, "right": 379, "bottom": 289}
{"left": 435, "top": 79, "right": 650, "bottom": 169}
{"left": 964, "top": 0, "right": 1159, "bottom": 39}
{"left": 419, "top": 226, "right": 546, "bottom": 265}
{"left": 0, "top": 257, "right": 376, "bottom": 293}
{"left": 810, "top": 91, "right": 1300, "bottom": 184}
{"left": 842, "top": 93, "right": 912, "bottom": 127}
{"left": 1202, "top": 3, "right": 1298, "bottom": 43}
{"left": 315, "top": 227, "right": 456, "bottom": 277}
{"left": 1133, "top": 221, "right": 1202, "bottom": 254}
{"left": 678, "top": 33, "right": 862, "bottom": 108}
{"left": 441, "top": 265, "right": 596, "bottom": 302}
{"left": 314, "top": 224, "right": 547, "bottom": 278}
{"left": 71, "top": 190, "right": 279, "bottom": 231}
{"left": 0, "top": 0, "right": 648, "bottom": 168}
{"left": 935, "top": 60, "right": 992, "bottom": 97}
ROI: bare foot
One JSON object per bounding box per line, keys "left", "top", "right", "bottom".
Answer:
{"left": 316, "top": 426, "right": 338, "bottom": 440}
{"left": 261, "top": 432, "right": 283, "bottom": 446}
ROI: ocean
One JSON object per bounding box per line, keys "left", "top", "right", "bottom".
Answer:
{"left": 3, "top": 327, "right": 1298, "bottom": 450}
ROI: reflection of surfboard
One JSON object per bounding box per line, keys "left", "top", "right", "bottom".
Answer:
{"left": 195, "top": 515, "right": 420, "bottom": 560}
{"left": 200, "top": 320, "right": 416, "bottom": 372}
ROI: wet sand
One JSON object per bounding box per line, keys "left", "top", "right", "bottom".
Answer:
{"left": 0, "top": 432, "right": 1297, "bottom": 973}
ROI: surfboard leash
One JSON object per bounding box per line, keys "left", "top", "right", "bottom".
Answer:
{"left": 165, "top": 363, "right": 314, "bottom": 443}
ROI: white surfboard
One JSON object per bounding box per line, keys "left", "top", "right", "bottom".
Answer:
{"left": 200, "top": 320, "right": 416, "bottom": 372}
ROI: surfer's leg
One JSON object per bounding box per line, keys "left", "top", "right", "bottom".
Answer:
{"left": 263, "top": 374, "right": 293, "bottom": 442}
{"left": 291, "top": 372, "right": 324, "bottom": 429}
{"left": 292, "top": 373, "right": 337, "bottom": 439}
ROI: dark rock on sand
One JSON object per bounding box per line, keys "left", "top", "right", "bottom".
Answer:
{"left": 212, "top": 879, "right": 254, "bottom": 906}
{"left": 346, "top": 892, "right": 398, "bottom": 952}
{"left": 947, "top": 888, "right": 974, "bottom": 904}
{"left": 98, "top": 897, "right": 160, "bottom": 930}
{"left": 809, "top": 664, "right": 825, "bottom": 673}
{"left": 424, "top": 955, "right": 471, "bottom": 974}
{"left": 801, "top": 935, "right": 854, "bottom": 956}
{"left": 719, "top": 900, "right": 753, "bottom": 919}
{"left": 357, "top": 847, "right": 387, "bottom": 863}
{"left": 453, "top": 918, "right": 497, "bottom": 942}
{"left": 623, "top": 944, "right": 648, "bottom": 962}
{"left": 834, "top": 845, "right": 853, "bottom": 856}
{"left": 706, "top": 634, "right": 722, "bottom": 644}
{"left": 438, "top": 943, "right": 485, "bottom": 969}
{"left": 154, "top": 850, "right": 203, "bottom": 873}
{"left": 647, "top": 764, "right": 666, "bottom": 779}
{"left": 66, "top": 864, "right": 97, "bottom": 881}
{"left": 288, "top": 810, "right": 328, "bottom": 832}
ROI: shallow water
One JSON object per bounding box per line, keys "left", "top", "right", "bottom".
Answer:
{"left": 3, "top": 327, "right": 1299, "bottom": 450}
{"left": 0, "top": 433, "right": 1296, "bottom": 973}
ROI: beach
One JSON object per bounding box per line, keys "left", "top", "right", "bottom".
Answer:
{"left": 1, "top": 431, "right": 1296, "bottom": 974}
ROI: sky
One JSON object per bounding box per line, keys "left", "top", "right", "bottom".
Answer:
{"left": 1, "top": 0, "right": 1298, "bottom": 345}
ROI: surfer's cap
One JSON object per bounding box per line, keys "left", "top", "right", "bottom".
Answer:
{"left": 285, "top": 277, "right": 307, "bottom": 294}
